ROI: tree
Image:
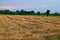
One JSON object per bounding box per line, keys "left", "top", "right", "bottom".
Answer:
{"left": 55, "top": 12, "right": 58, "bottom": 14}
{"left": 0, "top": 10, "right": 4, "bottom": 14}
{"left": 37, "top": 11, "right": 40, "bottom": 15}
{"left": 16, "top": 10, "right": 20, "bottom": 15}
{"left": 4, "top": 10, "right": 10, "bottom": 14}
{"left": 25, "top": 11, "right": 31, "bottom": 15}
{"left": 30, "top": 10, "right": 35, "bottom": 15}
{"left": 54, "top": 12, "right": 59, "bottom": 16}
{"left": 46, "top": 10, "right": 50, "bottom": 17}
{"left": 20, "top": 10, "right": 25, "bottom": 15}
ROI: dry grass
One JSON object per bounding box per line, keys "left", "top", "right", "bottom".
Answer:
{"left": 0, "top": 15, "right": 60, "bottom": 40}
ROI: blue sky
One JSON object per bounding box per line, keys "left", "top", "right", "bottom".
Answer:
{"left": 0, "top": 0, "right": 60, "bottom": 13}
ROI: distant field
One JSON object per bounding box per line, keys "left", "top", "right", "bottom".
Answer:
{"left": 0, "top": 15, "right": 60, "bottom": 40}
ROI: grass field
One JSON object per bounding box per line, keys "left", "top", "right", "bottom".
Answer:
{"left": 0, "top": 15, "right": 60, "bottom": 40}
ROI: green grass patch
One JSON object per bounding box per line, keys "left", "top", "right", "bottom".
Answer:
{"left": 44, "top": 35, "right": 60, "bottom": 40}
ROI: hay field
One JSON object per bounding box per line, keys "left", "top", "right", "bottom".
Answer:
{"left": 0, "top": 15, "right": 60, "bottom": 40}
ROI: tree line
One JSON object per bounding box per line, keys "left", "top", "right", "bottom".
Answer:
{"left": 0, "top": 10, "right": 60, "bottom": 16}
{"left": 0, "top": 10, "right": 40, "bottom": 15}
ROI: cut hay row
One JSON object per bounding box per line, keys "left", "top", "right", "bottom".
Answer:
{"left": 0, "top": 15, "right": 60, "bottom": 40}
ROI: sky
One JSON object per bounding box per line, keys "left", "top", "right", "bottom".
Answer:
{"left": 0, "top": 0, "right": 60, "bottom": 13}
